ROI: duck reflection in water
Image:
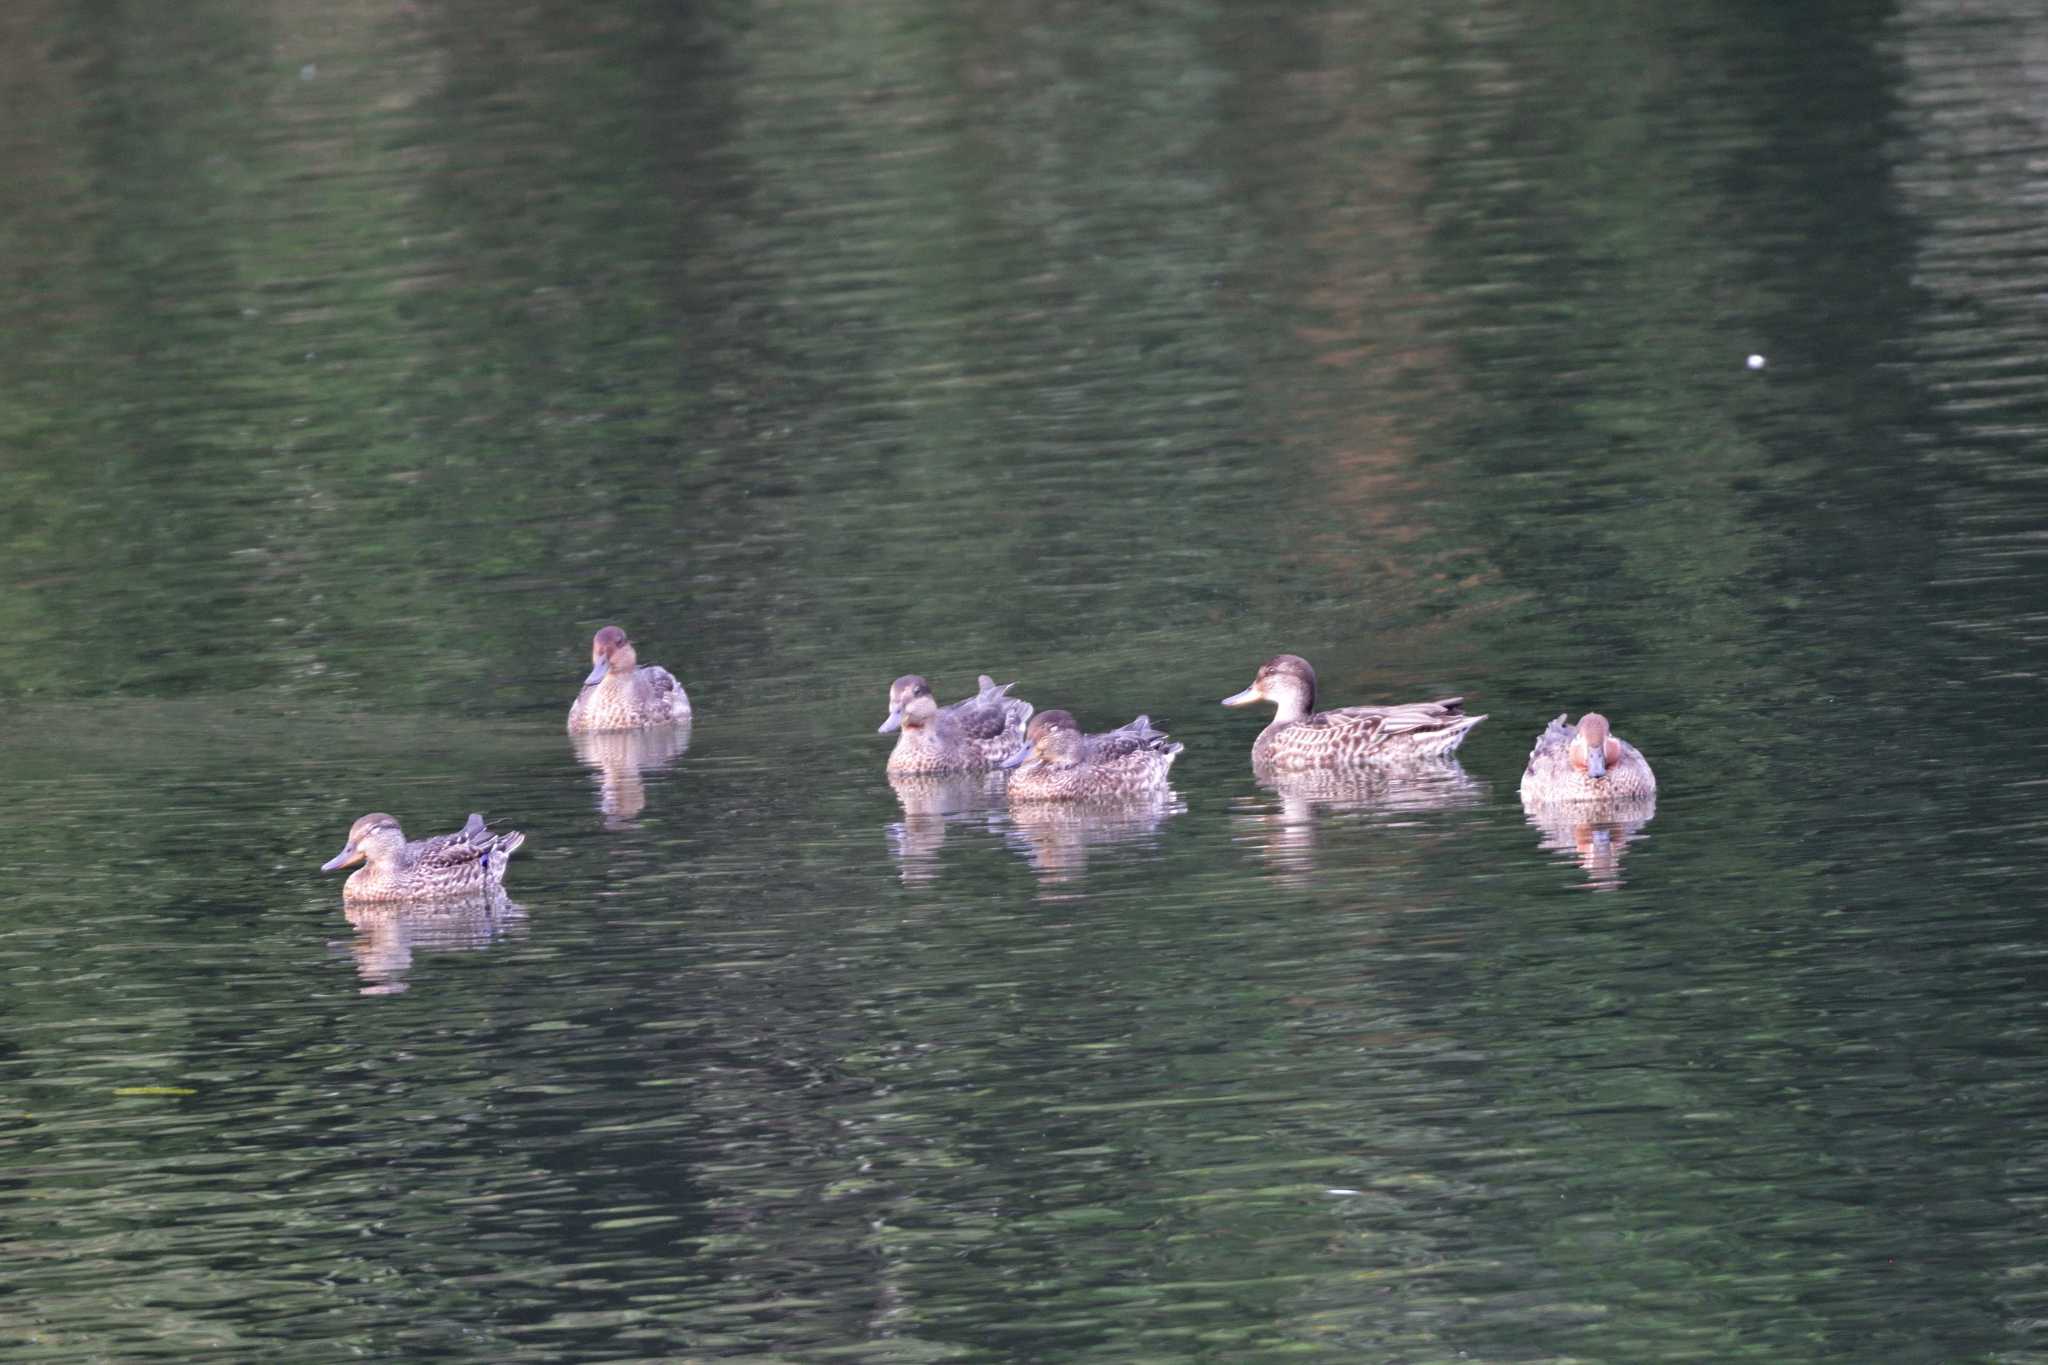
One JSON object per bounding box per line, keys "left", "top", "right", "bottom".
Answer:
{"left": 1000, "top": 792, "right": 1183, "bottom": 887}
{"left": 337, "top": 891, "right": 528, "bottom": 995}
{"left": 1234, "top": 765, "right": 1487, "bottom": 881}
{"left": 1521, "top": 794, "right": 1657, "bottom": 890}
{"left": 885, "top": 772, "right": 1007, "bottom": 885}
{"left": 571, "top": 721, "right": 692, "bottom": 826}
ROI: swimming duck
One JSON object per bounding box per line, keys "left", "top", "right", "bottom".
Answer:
{"left": 998, "top": 709, "right": 1182, "bottom": 800}
{"left": 1518, "top": 712, "right": 1656, "bottom": 803}
{"left": 567, "top": 626, "right": 692, "bottom": 733}
{"left": 1220, "top": 654, "right": 1484, "bottom": 772}
{"left": 320, "top": 812, "right": 525, "bottom": 902}
{"left": 879, "top": 674, "right": 1033, "bottom": 774}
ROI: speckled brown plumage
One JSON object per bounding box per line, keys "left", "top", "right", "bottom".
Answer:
{"left": 879, "top": 674, "right": 1033, "bottom": 774}
{"left": 1519, "top": 712, "right": 1656, "bottom": 804}
{"left": 320, "top": 812, "right": 525, "bottom": 903}
{"left": 1221, "top": 654, "right": 1484, "bottom": 774}
{"left": 1001, "top": 710, "right": 1182, "bottom": 801}
{"left": 567, "top": 626, "right": 693, "bottom": 733}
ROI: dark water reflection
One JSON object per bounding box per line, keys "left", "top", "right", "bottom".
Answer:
{"left": 1233, "top": 764, "right": 1489, "bottom": 884}
{"left": 5, "top": 0, "right": 2048, "bottom": 1359}
{"left": 1520, "top": 794, "right": 1658, "bottom": 892}
{"left": 571, "top": 722, "right": 692, "bottom": 826}
{"left": 338, "top": 892, "right": 530, "bottom": 996}
{"left": 885, "top": 772, "right": 1006, "bottom": 886}
{"left": 998, "top": 793, "right": 1185, "bottom": 890}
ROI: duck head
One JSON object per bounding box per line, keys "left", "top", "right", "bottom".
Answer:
{"left": 322, "top": 813, "right": 405, "bottom": 872}
{"left": 999, "top": 709, "right": 1083, "bottom": 769}
{"left": 1221, "top": 653, "right": 1317, "bottom": 723}
{"left": 1569, "top": 713, "right": 1622, "bottom": 779}
{"left": 584, "top": 626, "right": 638, "bottom": 686}
{"left": 879, "top": 675, "right": 937, "bottom": 733}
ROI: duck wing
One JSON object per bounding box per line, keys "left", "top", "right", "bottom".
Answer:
{"left": 412, "top": 814, "right": 515, "bottom": 870}
{"left": 1370, "top": 697, "right": 1468, "bottom": 735}
{"left": 949, "top": 676, "right": 1032, "bottom": 742}
{"left": 1087, "top": 715, "right": 1182, "bottom": 763}
{"left": 637, "top": 665, "right": 689, "bottom": 707}
{"left": 1523, "top": 712, "right": 1574, "bottom": 774}
{"left": 1312, "top": 698, "right": 1471, "bottom": 752}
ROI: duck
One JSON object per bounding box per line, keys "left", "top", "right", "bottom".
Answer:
{"left": 1220, "top": 653, "right": 1484, "bottom": 772}
{"left": 1518, "top": 712, "right": 1656, "bottom": 803}
{"left": 998, "top": 709, "right": 1182, "bottom": 800}
{"left": 567, "top": 626, "right": 692, "bottom": 733}
{"left": 320, "top": 812, "right": 525, "bottom": 902}
{"left": 879, "top": 674, "right": 1033, "bottom": 774}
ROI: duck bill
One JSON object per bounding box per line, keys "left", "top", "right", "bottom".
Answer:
{"left": 1219, "top": 686, "right": 1261, "bottom": 707}
{"left": 1583, "top": 745, "right": 1607, "bottom": 779}
{"left": 583, "top": 658, "right": 611, "bottom": 686}
{"left": 320, "top": 845, "right": 363, "bottom": 872}
{"left": 997, "top": 746, "right": 1033, "bottom": 771}
{"left": 877, "top": 706, "right": 904, "bottom": 734}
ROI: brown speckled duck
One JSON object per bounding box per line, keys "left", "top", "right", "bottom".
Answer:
{"left": 998, "top": 709, "right": 1182, "bottom": 800}
{"left": 1519, "top": 712, "right": 1656, "bottom": 804}
{"left": 879, "top": 674, "right": 1033, "bottom": 774}
{"left": 1221, "top": 654, "right": 1483, "bottom": 773}
{"left": 320, "top": 812, "right": 525, "bottom": 903}
{"left": 567, "top": 626, "right": 692, "bottom": 733}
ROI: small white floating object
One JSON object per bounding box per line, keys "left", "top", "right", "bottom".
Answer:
{"left": 1746, "top": 353, "right": 1766, "bottom": 370}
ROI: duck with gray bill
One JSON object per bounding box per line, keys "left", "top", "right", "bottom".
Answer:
{"left": 1519, "top": 711, "right": 1656, "bottom": 804}
{"left": 1000, "top": 709, "right": 1182, "bottom": 801}
{"left": 879, "top": 673, "right": 1033, "bottom": 774}
{"left": 321, "top": 812, "right": 526, "bottom": 902}
{"left": 1221, "top": 653, "right": 1483, "bottom": 772}
{"left": 568, "top": 625, "right": 693, "bottom": 733}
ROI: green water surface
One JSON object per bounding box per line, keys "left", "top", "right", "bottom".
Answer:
{"left": 4, "top": 0, "right": 2046, "bottom": 1360}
